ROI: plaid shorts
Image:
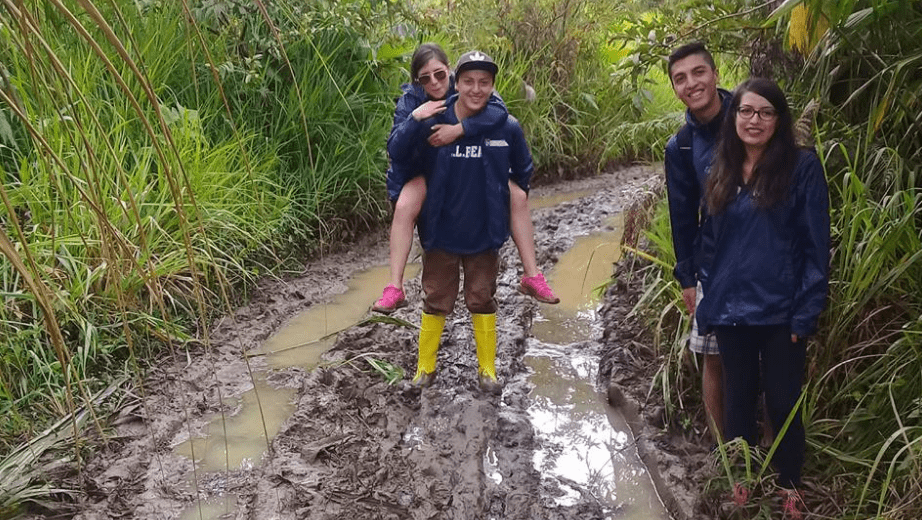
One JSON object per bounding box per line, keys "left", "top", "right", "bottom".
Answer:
{"left": 689, "top": 282, "right": 720, "bottom": 355}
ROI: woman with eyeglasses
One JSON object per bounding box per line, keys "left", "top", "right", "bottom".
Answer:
{"left": 373, "top": 43, "right": 558, "bottom": 313}
{"left": 696, "top": 78, "right": 829, "bottom": 516}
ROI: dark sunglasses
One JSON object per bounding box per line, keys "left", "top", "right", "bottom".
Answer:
{"left": 417, "top": 69, "right": 448, "bottom": 85}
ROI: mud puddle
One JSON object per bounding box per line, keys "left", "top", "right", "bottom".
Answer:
{"left": 58, "top": 165, "right": 691, "bottom": 520}
{"left": 532, "top": 214, "right": 623, "bottom": 343}
{"left": 526, "top": 346, "right": 667, "bottom": 519}
{"left": 174, "top": 378, "right": 295, "bottom": 473}
{"left": 253, "top": 263, "right": 420, "bottom": 369}
{"left": 526, "top": 213, "right": 668, "bottom": 519}
{"left": 178, "top": 186, "right": 664, "bottom": 520}
{"left": 177, "top": 263, "right": 419, "bottom": 519}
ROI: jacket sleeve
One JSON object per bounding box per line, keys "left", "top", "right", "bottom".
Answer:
{"left": 386, "top": 163, "right": 410, "bottom": 202}
{"left": 508, "top": 118, "right": 533, "bottom": 193}
{"left": 386, "top": 91, "right": 427, "bottom": 197}
{"left": 387, "top": 91, "right": 427, "bottom": 163}
{"left": 664, "top": 135, "right": 700, "bottom": 288}
{"left": 460, "top": 92, "right": 508, "bottom": 138}
{"left": 790, "top": 152, "right": 830, "bottom": 337}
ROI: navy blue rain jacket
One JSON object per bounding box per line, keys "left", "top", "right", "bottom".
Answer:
{"left": 696, "top": 150, "right": 830, "bottom": 338}
{"left": 385, "top": 79, "right": 507, "bottom": 201}
{"left": 399, "top": 94, "right": 532, "bottom": 255}
{"left": 664, "top": 89, "right": 732, "bottom": 288}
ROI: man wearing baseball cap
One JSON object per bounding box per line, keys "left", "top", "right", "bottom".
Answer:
{"left": 393, "top": 50, "right": 533, "bottom": 394}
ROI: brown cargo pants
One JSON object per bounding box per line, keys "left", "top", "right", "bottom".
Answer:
{"left": 421, "top": 249, "right": 499, "bottom": 315}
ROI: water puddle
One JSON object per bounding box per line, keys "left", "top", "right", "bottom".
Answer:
{"left": 524, "top": 211, "right": 669, "bottom": 518}
{"left": 176, "top": 263, "right": 418, "bottom": 520}
{"left": 526, "top": 347, "right": 668, "bottom": 518}
{"left": 174, "top": 378, "right": 296, "bottom": 472}
{"left": 177, "top": 494, "right": 237, "bottom": 520}
{"left": 484, "top": 445, "right": 503, "bottom": 485}
{"left": 253, "top": 264, "right": 420, "bottom": 369}
{"left": 530, "top": 189, "right": 592, "bottom": 209}
{"left": 531, "top": 214, "right": 622, "bottom": 344}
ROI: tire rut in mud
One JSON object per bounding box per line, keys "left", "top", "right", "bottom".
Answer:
{"left": 58, "top": 165, "right": 693, "bottom": 520}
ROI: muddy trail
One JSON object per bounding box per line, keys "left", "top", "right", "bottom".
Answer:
{"left": 40, "top": 165, "right": 717, "bottom": 520}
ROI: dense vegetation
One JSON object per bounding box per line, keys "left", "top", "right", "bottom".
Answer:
{"left": 0, "top": 0, "right": 667, "bottom": 514}
{"left": 0, "top": 0, "right": 919, "bottom": 518}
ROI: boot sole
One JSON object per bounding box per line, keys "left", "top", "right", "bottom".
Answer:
{"left": 517, "top": 284, "right": 560, "bottom": 304}
{"left": 411, "top": 371, "right": 437, "bottom": 388}
{"left": 371, "top": 299, "right": 408, "bottom": 315}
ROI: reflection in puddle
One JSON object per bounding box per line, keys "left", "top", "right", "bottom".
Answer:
{"left": 527, "top": 348, "right": 668, "bottom": 518}
{"left": 525, "top": 211, "right": 668, "bottom": 518}
{"left": 253, "top": 264, "right": 420, "bottom": 369}
{"left": 531, "top": 214, "right": 622, "bottom": 345}
{"left": 174, "top": 378, "right": 295, "bottom": 472}
{"left": 178, "top": 494, "right": 237, "bottom": 520}
{"left": 484, "top": 445, "right": 503, "bottom": 485}
{"left": 403, "top": 425, "right": 425, "bottom": 451}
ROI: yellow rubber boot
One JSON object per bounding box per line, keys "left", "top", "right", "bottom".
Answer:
{"left": 412, "top": 312, "right": 445, "bottom": 387}
{"left": 472, "top": 313, "right": 502, "bottom": 395}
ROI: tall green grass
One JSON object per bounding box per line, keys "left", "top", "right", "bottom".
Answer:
{"left": 0, "top": 1, "right": 409, "bottom": 506}
{"left": 1, "top": 0, "right": 683, "bottom": 513}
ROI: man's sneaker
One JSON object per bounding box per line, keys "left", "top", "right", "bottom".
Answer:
{"left": 779, "top": 489, "right": 804, "bottom": 520}
{"left": 478, "top": 373, "right": 503, "bottom": 395}
{"left": 518, "top": 273, "right": 560, "bottom": 304}
{"left": 372, "top": 285, "right": 407, "bottom": 314}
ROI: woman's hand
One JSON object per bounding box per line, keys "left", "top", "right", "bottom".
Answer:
{"left": 412, "top": 100, "right": 447, "bottom": 121}
{"left": 791, "top": 334, "right": 799, "bottom": 343}
{"left": 428, "top": 123, "right": 464, "bottom": 147}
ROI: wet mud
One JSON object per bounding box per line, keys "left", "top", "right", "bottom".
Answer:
{"left": 30, "top": 165, "right": 716, "bottom": 520}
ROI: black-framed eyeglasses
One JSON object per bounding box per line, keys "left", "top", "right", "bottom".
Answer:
{"left": 417, "top": 69, "right": 448, "bottom": 85}
{"left": 737, "top": 106, "right": 778, "bottom": 121}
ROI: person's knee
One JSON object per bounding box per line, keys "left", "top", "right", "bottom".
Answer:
{"left": 704, "top": 354, "right": 723, "bottom": 377}
{"left": 424, "top": 299, "right": 454, "bottom": 316}
{"left": 466, "top": 299, "right": 497, "bottom": 315}
{"left": 464, "top": 282, "right": 497, "bottom": 314}
{"left": 395, "top": 177, "right": 426, "bottom": 218}
{"left": 766, "top": 385, "right": 803, "bottom": 417}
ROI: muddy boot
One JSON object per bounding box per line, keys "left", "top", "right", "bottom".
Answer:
{"left": 412, "top": 312, "right": 445, "bottom": 388}
{"left": 472, "top": 313, "right": 502, "bottom": 395}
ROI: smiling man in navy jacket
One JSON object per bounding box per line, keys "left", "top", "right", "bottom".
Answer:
{"left": 403, "top": 50, "right": 533, "bottom": 394}
{"left": 664, "top": 42, "right": 733, "bottom": 440}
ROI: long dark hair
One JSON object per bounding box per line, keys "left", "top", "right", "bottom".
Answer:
{"left": 706, "top": 78, "right": 799, "bottom": 214}
{"left": 410, "top": 43, "right": 449, "bottom": 83}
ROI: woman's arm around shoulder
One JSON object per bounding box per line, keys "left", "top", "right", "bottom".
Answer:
{"left": 387, "top": 85, "right": 428, "bottom": 162}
